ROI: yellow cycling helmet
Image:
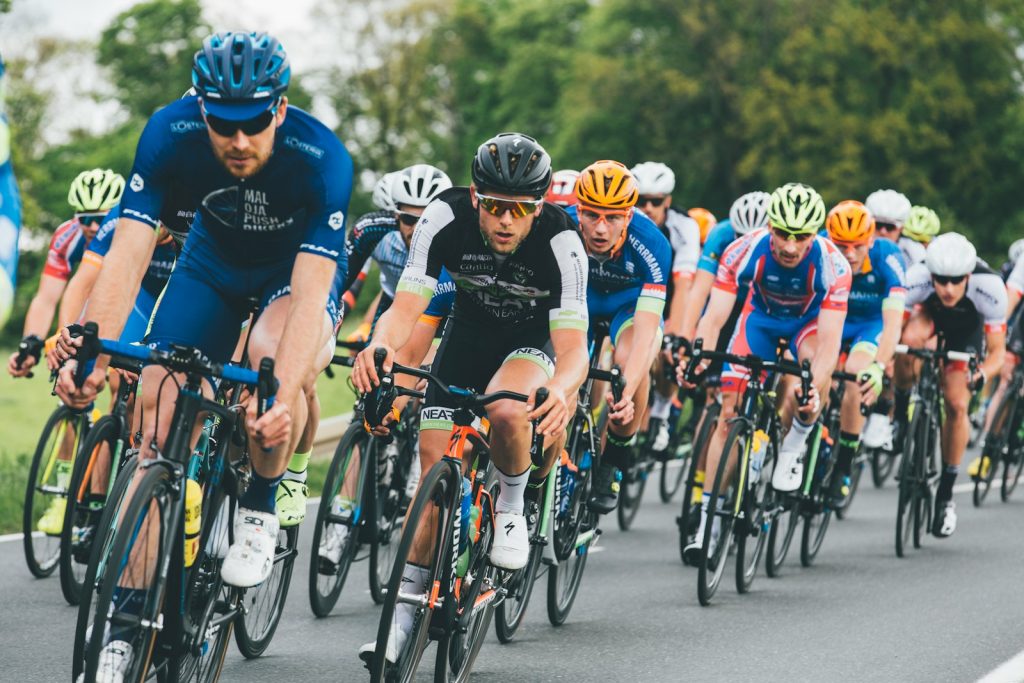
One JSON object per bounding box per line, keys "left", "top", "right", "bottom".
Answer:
{"left": 767, "top": 182, "right": 826, "bottom": 235}
{"left": 576, "top": 160, "right": 638, "bottom": 210}
{"left": 688, "top": 207, "right": 717, "bottom": 244}
{"left": 903, "top": 205, "right": 940, "bottom": 244}
{"left": 826, "top": 200, "right": 875, "bottom": 245}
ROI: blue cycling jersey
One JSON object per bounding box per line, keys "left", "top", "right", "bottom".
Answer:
{"left": 698, "top": 221, "right": 737, "bottom": 276}
{"left": 121, "top": 96, "right": 354, "bottom": 271}
{"left": 85, "top": 206, "right": 177, "bottom": 299}
{"left": 845, "top": 237, "right": 907, "bottom": 323}
{"left": 342, "top": 210, "right": 402, "bottom": 296}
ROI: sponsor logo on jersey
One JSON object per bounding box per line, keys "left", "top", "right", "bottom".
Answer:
{"left": 328, "top": 211, "right": 345, "bottom": 230}
{"left": 130, "top": 174, "right": 144, "bottom": 192}
{"left": 885, "top": 253, "right": 906, "bottom": 282}
{"left": 282, "top": 136, "right": 324, "bottom": 159}
{"left": 170, "top": 119, "right": 206, "bottom": 134}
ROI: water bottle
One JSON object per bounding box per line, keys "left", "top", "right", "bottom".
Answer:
{"left": 184, "top": 479, "right": 202, "bottom": 567}
{"left": 749, "top": 430, "right": 768, "bottom": 484}
{"left": 558, "top": 463, "right": 576, "bottom": 517}
{"left": 580, "top": 448, "right": 593, "bottom": 471}
{"left": 459, "top": 477, "right": 472, "bottom": 554}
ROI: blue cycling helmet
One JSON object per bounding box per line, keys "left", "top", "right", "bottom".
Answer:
{"left": 192, "top": 32, "right": 290, "bottom": 120}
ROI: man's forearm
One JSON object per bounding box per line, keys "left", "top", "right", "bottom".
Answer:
{"left": 623, "top": 315, "right": 660, "bottom": 398}
{"left": 274, "top": 297, "right": 326, "bottom": 404}
{"left": 681, "top": 271, "right": 714, "bottom": 340}
{"left": 981, "top": 336, "right": 1006, "bottom": 381}
{"left": 550, "top": 344, "right": 588, "bottom": 398}
{"left": 875, "top": 309, "right": 903, "bottom": 366}
{"left": 22, "top": 296, "right": 57, "bottom": 339}
{"left": 665, "top": 275, "right": 690, "bottom": 337}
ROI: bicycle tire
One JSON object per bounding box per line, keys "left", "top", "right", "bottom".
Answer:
{"left": 495, "top": 493, "right": 542, "bottom": 643}
{"left": 697, "top": 420, "right": 742, "bottom": 606}
{"left": 765, "top": 498, "right": 799, "bottom": 578}
{"left": 1002, "top": 398, "right": 1024, "bottom": 501}
{"left": 616, "top": 451, "right": 651, "bottom": 531}
{"left": 72, "top": 455, "right": 139, "bottom": 681}
{"left": 81, "top": 462, "right": 174, "bottom": 683}
{"left": 659, "top": 407, "right": 691, "bottom": 502}
{"left": 977, "top": 390, "right": 1014, "bottom": 507}
{"left": 370, "top": 441, "right": 407, "bottom": 605}
{"left": 870, "top": 447, "right": 896, "bottom": 488}
{"left": 61, "top": 415, "right": 122, "bottom": 605}
{"left": 308, "top": 423, "right": 369, "bottom": 617}
{"left": 736, "top": 438, "right": 774, "bottom": 594}
{"left": 367, "top": 459, "right": 457, "bottom": 683}
{"left": 678, "top": 401, "right": 718, "bottom": 564}
{"left": 895, "top": 408, "right": 923, "bottom": 558}
{"left": 800, "top": 429, "right": 836, "bottom": 567}
{"left": 234, "top": 525, "right": 299, "bottom": 658}
{"left": 23, "top": 405, "right": 80, "bottom": 578}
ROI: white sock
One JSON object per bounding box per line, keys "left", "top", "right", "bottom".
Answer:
{"left": 651, "top": 392, "right": 672, "bottom": 421}
{"left": 395, "top": 563, "right": 430, "bottom": 632}
{"left": 495, "top": 467, "right": 530, "bottom": 514}
{"left": 782, "top": 418, "right": 814, "bottom": 453}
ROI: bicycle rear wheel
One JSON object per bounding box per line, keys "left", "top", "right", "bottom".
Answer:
{"left": 235, "top": 525, "right": 298, "bottom": 658}
{"left": 61, "top": 415, "right": 122, "bottom": 605}
{"left": 495, "top": 492, "right": 542, "bottom": 643}
{"left": 617, "top": 450, "right": 651, "bottom": 531}
{"left": 895, "top": 409, "right": 923, "bottom": 558}
{"left": 309, "top": 423, "right": 369, "bottom": 617}
{"left": 81, "top": 463, "right": 174, "bottom": 683}
{"left": 977, "top": 391, "right": 1014, "bottom": 507}
{"left": 678, "top": 401, "right": 718, "bottom": 564}
{"left": 370, "top": 440, "right": 407, "bottom": 605}
{"left": 697, "top": 421, "right": 741, "bottom": 606}
{"left": 1002, "top": 403, "right": 1024, "bottom": 501}
{"left": 870, "top": 447, "right": 896, "bottom": 488}
{"left": 659, "top": 407, "right": 691, "bottom": 502}
{"left": 736, "top": 438, "right": 774, "bottom": 594}
{"left": 24, "top": 406, "right": 82, "bottom": 578}
{"left": 367, "top": 460, "right": 457, "bottom": 683}
{"left": 765, "top": 497, "right": 798, "bottom": 578}
{"left": 800, "top": 435, "right": 835, "bottom": 568}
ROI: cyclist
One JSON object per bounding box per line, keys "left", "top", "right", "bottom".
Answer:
{"left": 57, "top": 32, "right": 354, "bottom": 678}
{"left": 8, "top": 169, "right": 124, "bottom": 380}
{"left": 901, "top": 205, "right": 941, "bottom": 254}
{"left": 566, "top": 160, "right": 671, "bottom": 512}
{"left": 865, "top": 188, "right": 919, "bottom": 265}
{"left": 1000, "top": 238, "right": 1024, "bottom": 282}
{"left": 351, "top": 132, "right": 589, "bottom": 663}
{"left": 895, "top": 232, "right": 1007, "bottom": 538}
{"left": 823, "top": 200, "right": 907, "bottom": 505}
{"left": 677, "top": 191, "right": 769, "bottom": 521}
{"left": 680, "top": 183, "right": 851, "bottom": 564}
{"left": 545, "top": 168, "right": 580, "bottom": 207}
{"left": 688, "top": 207, "right": 717, "bottom": 246}
{"left": 630, "top": 161, "right": 701, "bottom": 452}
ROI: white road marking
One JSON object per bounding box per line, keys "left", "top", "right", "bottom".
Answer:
{"left": 978, "top": 648, "right": 1024, "bottom": 683}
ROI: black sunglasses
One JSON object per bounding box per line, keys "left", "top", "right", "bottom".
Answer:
{"left": 876, "top": 222, "right": 899, "bottom": 232}
{"left": 205, "top": 107, "right": 277, "bottom": 137}
{"left": 76, "top": 213, "right": 106, "bottom": 226}
{"left": 771, "top": 226, "right": 814, "bottom": 243}
{"left": 397, "top": 211, "right": 420, "bottom": 227}
{"left": 638, "top": 196, "right": 667, "bottom": 208}
{"left": 932, "top": 274, "right": 966, "bottom": 286}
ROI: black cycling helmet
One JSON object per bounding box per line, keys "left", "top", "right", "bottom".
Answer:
{"left": 192, "top": 32, "right": 290, "bottom": 119}
{"left": 471, "top": 132, "right": 552, "bottom": 198}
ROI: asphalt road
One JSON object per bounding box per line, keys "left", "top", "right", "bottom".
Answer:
{"left": 4, "top": 458, "right": 1024, "bottom": 683}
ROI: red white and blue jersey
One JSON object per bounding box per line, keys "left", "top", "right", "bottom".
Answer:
{"left": 716, "top": 228, "right": 852, "bottom": 320}
{"left": 43, "top": 218, "right": 89, "bottom": 281}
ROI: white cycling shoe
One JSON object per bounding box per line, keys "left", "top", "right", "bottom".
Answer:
{"left": 862, "top": 413, "right": 893, "bottom": 450}
{"left": 76, "top": 640, "right": 133, "bottom": 683}
{"left": 490, "top": 512, "right": 529, "bottom": 570}
{"left": 359, "top": 622, "right": 410, "bottom": 665}
{"left": 652, "top": 421, "right": 671, "bottom": 452}
{"left": 772, "top": 446, "right": 805, "bottom": 492}
{"left": 318, "top": 519, "right": 350, "bottom": 567}
{"left": 221, "top": 508, "right": 278, "bottom": 588}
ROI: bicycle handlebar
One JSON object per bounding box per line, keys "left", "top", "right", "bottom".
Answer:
{"left": 895, "top": 344, "right": 976, "bottom": 365}
{"left": 683, "top": 338, "right": 814, "bottom": 405}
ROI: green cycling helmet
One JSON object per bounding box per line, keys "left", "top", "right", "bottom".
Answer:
{"left": 903, "top": 205, "right": 940, "bottom": 244}
{"left": 68, "top": 168, "right": 125, "bottom": 212}
{"left": 767, "top": 182, "right": 826, "bottom": 235}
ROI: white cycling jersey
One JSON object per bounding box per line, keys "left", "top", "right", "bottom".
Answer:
{"left": 1006, "top": 256, "right": 1024, "bottom": 298}
{"left": 898, "top": 236, "right": 926, "bottom": 267}
{"left": 905, "top": 261, "right": 1008, "bottom": 332}
{"left": 663, "top": 208, "right": 701, "bottom": 279}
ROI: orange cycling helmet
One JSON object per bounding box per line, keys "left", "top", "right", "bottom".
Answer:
{"left": 688, "top": 207, "right": 717, "bottom": 244}
{"left": 576, "top": 160, "right": 638, "bottom": 209}
{"left": 826, "top": 200, "right": 875, "bottom": 245}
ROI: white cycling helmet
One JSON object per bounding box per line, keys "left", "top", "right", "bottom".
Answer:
{"left": 1009, "top": 238, "right": 1024, "bottom": 264}
{"left": 372, "top": 172, "right": 398, "bottom": 211}
{"left": 864, "top": 189, "right": 911, "bottom": 225}
{"left": 925, "top": 232, "right": 977, "bottom": 277}
{"left": 729, "top": 191, "right": 770, "bottom": 235}
{"left": 391, "top": 164, "right": 452, "bottom": 208}
{"left": 630, "top": 161, "right": 675, "bottom": 195}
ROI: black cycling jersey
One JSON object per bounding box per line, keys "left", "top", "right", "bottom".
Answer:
{"left": 397, "top": 187, "right": 588, "bottom": 331}
{"left": 907, "top": 261, "right": 1008, "bottom": 354}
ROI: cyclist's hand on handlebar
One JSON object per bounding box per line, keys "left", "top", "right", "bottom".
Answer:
{"left": 366, "top": 406, "right": 399, "bottom": 438}
{"left": 352, "top": 344, "right": 394, "bottom": 393}
{"left": 606, "top": 390, "right": 635, "bottom": 427}
{"left": 796, "top": 383, "right": 821, "bottom": 417}
{"left": 857, "top": 361, "right": 884, "bottom": 406}
{"left": 52, "top": 325, "right": 82, "bottom": 365}
{"left": 248, "top": 399, "right": 292, "bottom": 450}
{"left": 969, "top": 367, "right": 986, "bottom": 393}
{"left": 528, "top": 383, "right": 570, "bottom": 437}
{"left": 55, "top": 362, "right": 107, "bottom": 409}
{"left": 7, "top": 350, "right": 36, "bottom": 378}
{"left": 676, "top": 355, "right": 707, "bottom": 389}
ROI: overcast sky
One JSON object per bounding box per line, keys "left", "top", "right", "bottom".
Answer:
{"left": 0, "top": 0, "right": 346, "bottom": 142}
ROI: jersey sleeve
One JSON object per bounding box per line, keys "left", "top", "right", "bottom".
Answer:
{"left": 879, "top": 246, "right": 908, "bottom": 313}
{"left": 83, "top": 207, "right": 120, "bottom": 267}
{"left": 714, "top": 231, "right": 757, "bottom": 294}
{"left": 1006, "top": 257, "right": 1024, "bottom": 297}
{"left": 668, "top": 213, "right": 701, "bottom": 279}
{"left": 423, "top": 268, "right": 455, "bottom": 318}
{"left": 903, "top": 263, "right": 933, "bottom": 307}
{"left": 971, "top": 273, "right": 1008, "bottom": 333}
{"left": 397, "top": 199, "right": 454, "bottom": 300}
{"left": 820, "top": 242, "right": 852, "bottom": 312}
{"left": 120, "top": 114, "right": 176, "bottom": 230}
{"left": 698, "top": 225, "right": 733, "bottom": 276}
{"left": 342, "top": 219, "right": 391, "bottom": 293}
{"left": 547, "top": 229, "right": 589, "bottom": 332}
{"left": 635, "top": 221, "right": 672, "bottom": 318}
{"left": 42, "top": 229, "right": 72, "bottom": 280}
{"left": 298, "top": 139, "right": 354, "bottom": 280}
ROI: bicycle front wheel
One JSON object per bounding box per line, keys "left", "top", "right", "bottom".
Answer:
{"left": 976, "top": 390, "right": 1014, "bottom": 507}
{"left": 736, "top": 438, "right": 774, "bottom": 594}
{"left": 678, "top": 401, "right": 718, "bottom": 564}
{"left": 765, "top": 497, "right": 798, "bottom": 578}
{"left": 617, "top": 450, "right": 651, "bottom": 531}
{"left": 697, "top": 421, "right": 742, "bottom": 606}
{"left": 235, "top": 525, "right": 298, "bottom": 658}
{"left": 1002, "top": 402, "right": 1024, "bottom": 501}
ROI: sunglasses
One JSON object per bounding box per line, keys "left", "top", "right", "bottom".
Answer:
{"left": 932, "top": 274, "right": 966, "bottom": 286}
{"left": 771, "top": 226, "right": 814, "bottom": 243}
{"left": 397, "top": 211, "right": 421, "bottom": 227}
{"left": 76, "top": 213, "right": 106, "bottom": 226}
{"left": 205, "top": 107, "right": 277, "bottom": 137}
{"left": 580, "top": 206, "right": 630, "bottom": 224}
{"left": 875, "top": 222, "right": 899, "bottom": 232}
{"left": 476, "top": 192, "right": 544, "bottom": 218}
{"left": 638, "top": 196, "right": 667, "bottom": 208}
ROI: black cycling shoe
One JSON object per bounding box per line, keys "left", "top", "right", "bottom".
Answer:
{"left": 587, "top": 463, "right": 621, "bottom": 514}
{"left": 828, "top": 474, "right": 852, "bottom": 510}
